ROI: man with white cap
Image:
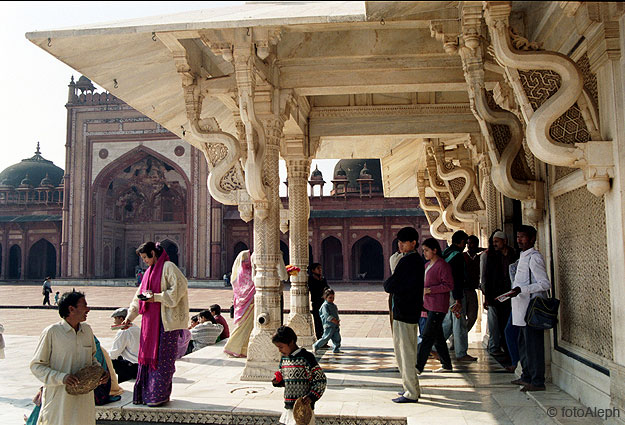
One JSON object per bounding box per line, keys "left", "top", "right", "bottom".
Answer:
{"left": 109, "top": 307, "right": 140, "bottom": 382}
{"left": 480, "top": 230, "right": 518, "bottom": 368}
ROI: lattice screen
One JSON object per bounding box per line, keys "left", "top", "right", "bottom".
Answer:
{"left": 553, "top": 187, "right": 613, "bottom": 360}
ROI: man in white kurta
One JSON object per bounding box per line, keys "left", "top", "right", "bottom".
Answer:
{"left": 30, "top": 292, "right": 100, "bottom": 425}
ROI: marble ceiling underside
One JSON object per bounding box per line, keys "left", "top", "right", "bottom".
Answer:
{"left": 26, "top": 0, "right": 619, "bottom": 238}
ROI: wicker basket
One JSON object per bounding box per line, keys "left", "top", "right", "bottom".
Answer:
{"left": 293, "top": 397, "right": 312, "bottom": 425}
{"left": 65, "top": 365, "right": 105, "bottom": 395}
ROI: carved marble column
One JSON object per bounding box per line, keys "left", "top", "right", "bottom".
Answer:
{"left": 285, "top": 157, "right": 315, "bottom": 348}
{"left": 241, "top": 118, "right": 284, "bottom": 381}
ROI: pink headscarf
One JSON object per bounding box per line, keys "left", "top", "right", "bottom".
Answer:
{"left": 231, "top": 251, "right": 255, "bottom": 324}
{"left": 137, "top": 249, "right": 170, "bottom": 370}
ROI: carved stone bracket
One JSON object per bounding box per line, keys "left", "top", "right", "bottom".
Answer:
{"left": 484, "top": 1, "right": 614, "bottom": 196}
{"left": 427, "top": 6, "right": 544, "bottom": 225}
{"left": 430, "top": 19, "right": 460, "bottom": 55}
{"left": 234, "top": 35, "right": 268, "bottom": 204}
{"left": 157, "top": 32, "right": 251, "bottom": 215}
{"left": 428, "top": 140, "right": 486, "bottom": 231}
{"left": 252, "top": 27, "right": 282, "bottom": 60}
{"left": 417, "top": 170, "right": 454, "bottom": 241}
{"left": 425, "top": 147, "right": 465, "bottom": 231}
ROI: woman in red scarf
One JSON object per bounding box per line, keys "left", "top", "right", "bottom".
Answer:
{"left": 122, "top": 241, "right": 189, "bottom": 407}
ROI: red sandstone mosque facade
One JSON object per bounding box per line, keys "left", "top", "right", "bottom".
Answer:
{"left": 0, "top": 77, "right": 431, "bottom": 282}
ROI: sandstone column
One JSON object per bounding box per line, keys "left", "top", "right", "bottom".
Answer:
{"left": 285, "top": 156, "right": 314, "bottom": 348}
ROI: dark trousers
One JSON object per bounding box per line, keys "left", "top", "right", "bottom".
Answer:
{"left": 112, "top": 357, "right": 139, "bottom": 383}
{"left": 312, "top": 301, "right": 324, "bottom": 340}
{"left": 43, "top": 294, "right": 50, "bottom": 306}
{"left": 504, "top": 313, "right": 520, "bottom": 365}
{"left": 464, "top": 289, "right": 478, "bottom": 333}
{"left": 416, "top": 311, "right": 452, "bottom": 371}
{"left": 494, "top": 301, "right": 511, "bottom": 355}
{"left": 518, "top": 325, "right": 545, "bottom": 387}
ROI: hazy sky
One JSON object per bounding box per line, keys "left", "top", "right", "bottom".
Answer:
{"left": 1, "top": 1, "right": 338, "bottom": 195}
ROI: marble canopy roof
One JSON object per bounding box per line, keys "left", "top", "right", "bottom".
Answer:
{"left": 26, "top": 1, "right": 515, "bottom": 198}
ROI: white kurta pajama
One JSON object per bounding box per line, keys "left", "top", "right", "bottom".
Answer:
{"left": 30, "top": 320, "right": 98, "bottom": 425}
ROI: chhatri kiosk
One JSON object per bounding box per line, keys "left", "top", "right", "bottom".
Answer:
{"left": 26, "top": 1, "right": 625, "bottom": 422}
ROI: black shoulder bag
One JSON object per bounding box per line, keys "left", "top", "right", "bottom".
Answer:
{"left": 524, "top": 260, "right": 560, "bottom": 330}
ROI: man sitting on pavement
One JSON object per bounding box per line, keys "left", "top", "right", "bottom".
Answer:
{"left": 109, "top": 307, "right": 140, "bottom": 383}
{"left": 190, "top": 310, "right": 224, "bottom": 352}
{"left": 210, "top": 304, "right": 230, "bottom": 341}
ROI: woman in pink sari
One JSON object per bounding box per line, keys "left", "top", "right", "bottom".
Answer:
{"left": 122, "top": 241, "right": 189, "bottom": 407}
{"left": 224, "top": 250, "right": 255, "bottom": 358}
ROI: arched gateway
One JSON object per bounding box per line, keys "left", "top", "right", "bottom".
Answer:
{"left": 91, "top": 147, "right": 190, "bottom": 278}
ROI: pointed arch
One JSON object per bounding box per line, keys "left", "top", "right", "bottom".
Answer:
{"left": 89, "top": 144, "right": 192, "bottom": 277}
{"left": 9, "top": 244, "right": 21, "bottom": 279}
{"left": 351, "top": 236, "right": 384, "bottom": 280}
{"left": 28, "top": 238, "right": 56, "bottom": 279}
{"left": 322, "top": 236, "right": 343, "bottom": 281}
{"left": 92, "top": 144, "right": 191, "bottom": 191}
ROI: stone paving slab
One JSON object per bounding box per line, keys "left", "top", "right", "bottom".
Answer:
{"left": 0, "top": 283, "right": 390, "bottom": 312}
{"left": 0, "top": 309, "right": 392, "bottom": 339}
{"left": 1, "top": 331, "right": 603, "bottom": 425}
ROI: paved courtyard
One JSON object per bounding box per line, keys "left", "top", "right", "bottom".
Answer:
{"left": 0, "top": 284, "right": 603, "bottom": 424}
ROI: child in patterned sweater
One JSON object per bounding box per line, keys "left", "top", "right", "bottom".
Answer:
{"left": 272, "top": 326, "right": 327, "bottom": 425}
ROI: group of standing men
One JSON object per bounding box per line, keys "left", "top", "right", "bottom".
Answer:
{"left": 384, "top": 224, "right": 552, "bottom": 403}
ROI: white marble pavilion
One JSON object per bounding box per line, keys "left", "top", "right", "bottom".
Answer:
{"left": 26, "top": 1, "right": 625, "bottom": 419}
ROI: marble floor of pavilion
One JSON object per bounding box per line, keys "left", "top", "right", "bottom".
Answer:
{"left": 92, "top": 338, "right": 598, "bottom": 425}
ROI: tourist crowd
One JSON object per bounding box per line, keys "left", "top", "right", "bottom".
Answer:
{"left": 24, "top": 224, "right": 553, "bottom": 424}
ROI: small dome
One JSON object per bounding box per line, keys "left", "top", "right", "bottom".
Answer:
{"left": 19, "top": 174, "right": 33, "bottom": 188}
{"left": 333, "top": 159, "right": 382, "bottom": 192}
{"left": 359, "top": 162, "right": 373, "bottom": 178}
{"left": 75, "top": 75, "right": 96, "bottom": 93}
{"left": 310, "top": 165, "right": 324, "bottom": 181}
{"left": 39, "top": 173, "right": 54, "bottom": 188}
{"left": 334, "top": 165, "right": 347, "bottom": 179}
{"left": 0, "top": 177, "right": 14, "bottom": 189}
{"left": 0, "top": 143, "right": 64, "bottom": 189}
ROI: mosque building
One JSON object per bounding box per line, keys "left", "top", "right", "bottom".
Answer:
{"left": 0, "top": 76, "right": 430, "bottom": 282}
{"left": 0, "top": 144, "right": 64, "bottom": 280}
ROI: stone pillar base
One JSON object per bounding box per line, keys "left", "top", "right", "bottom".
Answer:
{"left": 286, "top": 312, "right": 315, "bottom": 349}
{"left": 240, "top": 329, "right": 280, "bottom": 381}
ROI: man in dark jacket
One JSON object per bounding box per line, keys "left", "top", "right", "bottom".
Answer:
{"left": 384, "top": 227, "right": 424, "bottom": 403}
{"left": 442, "top": 230, "right": 477, "bottom": 362}
{"left": 463, "top": 236, "right": 482, "bottom": 333}
{"left": 308, "top": 263, "right": 329, "bottom": 340}
{"left": 482, "top": 231, "right": 517, "bottom": 362}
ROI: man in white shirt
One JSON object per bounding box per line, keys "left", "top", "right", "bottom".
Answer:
{"left": 30, "top": 291, "right": 109, "bottom": 425}
{"left": 109, "top": 307, "right": 140, "bottom": 382}
{"left": 508, "top": 225, "right": 551, "bottom": 392}
{"left": 190, "top": 310, "right": 223, "bottom": 352}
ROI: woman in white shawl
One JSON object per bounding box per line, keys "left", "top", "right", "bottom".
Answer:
{"left": 224, "top": 250, "right": 255, "bottom": 357}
